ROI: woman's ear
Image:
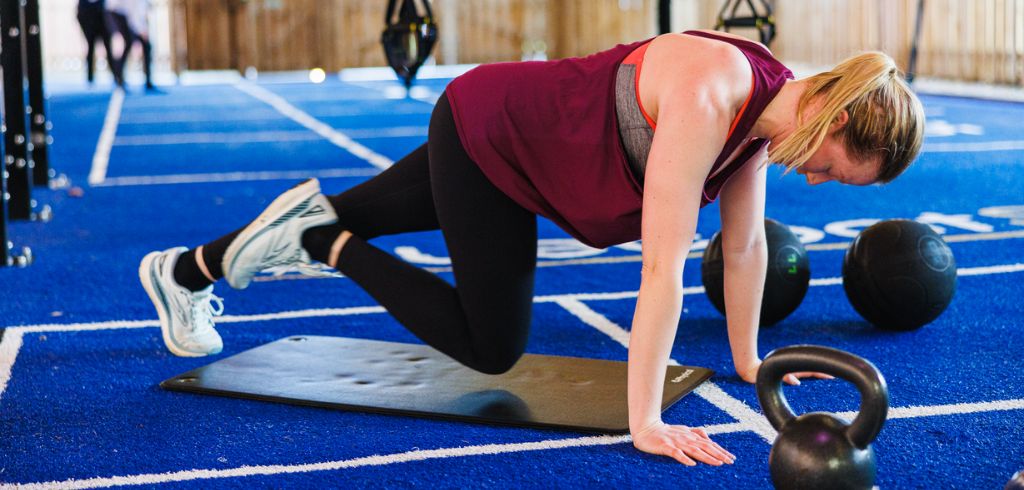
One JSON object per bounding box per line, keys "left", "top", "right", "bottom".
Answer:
{"left": 829, "top": 110, "right": 850, "bottom": 132}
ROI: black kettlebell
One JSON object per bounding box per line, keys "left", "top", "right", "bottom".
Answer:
{"left": 757, "top": 345, "right": 889, "bottom": 490}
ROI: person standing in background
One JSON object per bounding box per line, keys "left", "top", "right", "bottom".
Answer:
{"left": 76, "top": 0, "right": 122, "bottom": 86}
{"left": 107, "top": 0, "right": 156, "bottom": 91}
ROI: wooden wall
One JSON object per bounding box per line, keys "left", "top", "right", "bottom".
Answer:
{"left": 764, "top": 0, "right": 1024, "bottom": 84}
{"left": 172, "top": 0, "right": 1024, "bottom": 85}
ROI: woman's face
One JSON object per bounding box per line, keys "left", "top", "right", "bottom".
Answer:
{"left": 796, "top": 134, "right": 881, "bottom": 186}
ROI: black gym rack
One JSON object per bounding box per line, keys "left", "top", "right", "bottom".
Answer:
{"left": 1, "top": 0, "right": 57, "bottom": 268}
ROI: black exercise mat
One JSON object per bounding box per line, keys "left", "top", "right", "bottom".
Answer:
{"left": 161, "top": 336, "right": 714, "bottom": 433}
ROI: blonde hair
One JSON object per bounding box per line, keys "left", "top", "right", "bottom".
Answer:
{"left": 769, "top": 52, "right": 925, "bottom": 183}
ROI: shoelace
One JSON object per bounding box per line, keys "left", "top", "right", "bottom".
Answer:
{"left": 190, "top": 291, "right": 225, "bottom": 333}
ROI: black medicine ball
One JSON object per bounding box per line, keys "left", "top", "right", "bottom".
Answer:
{"left": 701, "top": 218, "right": 811, "bottom": 327}
{"left": 842, "top": 219, "right": 957, "bottom": 331}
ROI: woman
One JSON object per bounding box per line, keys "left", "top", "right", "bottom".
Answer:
{"left": 139, "top": 30, "right": 924, "bottom": 466}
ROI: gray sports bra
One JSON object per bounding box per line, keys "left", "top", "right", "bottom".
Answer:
{"left": 615, "top": 63, "right": 652, "bottom": 187}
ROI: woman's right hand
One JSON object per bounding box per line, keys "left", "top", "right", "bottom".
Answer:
{"left": 631, "top": 421, "right": 736, "bottom": 466}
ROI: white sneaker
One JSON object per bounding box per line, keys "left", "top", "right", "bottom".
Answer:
{"left": 222, "top": 178, "right": 339, "bottom": 290}
{"left": 139, "top": 247, "right": 225, "bottom": 357}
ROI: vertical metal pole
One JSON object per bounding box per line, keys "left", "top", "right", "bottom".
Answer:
{"left": 658, "top": 0, "right": 672, "bottom": 34}
{"left": 0, "top": 97, "right": 29, "bottom": 268}
{"left": 1, "top": 133, "right": 8, "bottom": 266}
{"left": 1, "top": 0, "right": 35, "bottom": 220}
{"left": 23, "top": 0, "right": 52, "bottom": 188}
{"left": 907, "top": 0, "right": 926, "bottom": 83}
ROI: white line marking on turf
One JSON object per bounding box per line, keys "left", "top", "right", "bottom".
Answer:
{"left": 834, "top": 398, "right": 1024, "bottom": 421}
{"left": 552, "top": 298, "right": 776, "bottom": 442}
{"left": 810, "top": 277, "right": 844, "bottom": 287}
{"left": 955, "top": 263, "right": 1024, "bottom": 276}
{"left": 692, "top": 383, "right": 777, "bottom": 442}
{"left": 112, "top": 127, "right": 429, "bottom": 146}
{"left": 0, "top": 329, "right": 24, "bottom": 402}
{"left": 0, "top": 420, "right": 749, "bottom": 490}
{"left": 119, "top": 111, "right": 284, "bottom": 125}
{"left": 114, "top": 130, "right": 321, "bottom": 146}
{"left": 9, "top": 306, "right": 387, "bottom": 334}
{"left": 7, "top": 392, "right": 1024, "bottom": 489}
{"left": 87, "top": 88, "right": 125, "bottom": 185}
{"left": 923, "top": 140, "right": 1024, "bottom": 153}
{"left": 94, "top": 168, "right": 380, "bottom": 187}
{"left": 0, "top": 435, "right": 631, "bottom": 489}
{"left": 536, "top": 287, "right": 704, "bottom": 304}
{"left": 552, "top": 298, "right": 633, "bottom": 348}
{"left": 942, "top": 229, "right": 1024, "bottom": 243}
{"left": 6, "top": 261, "right": 1022, "bottom": 334}
{"left": 235, "top": 82, "right": 393, "bottom": 170}
{"left": 117, "top": 106, "right": 432, "bottom": 125}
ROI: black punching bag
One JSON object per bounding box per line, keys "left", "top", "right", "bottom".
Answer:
{"left": 382, "top": 0, "right": 438, "bottom": 89}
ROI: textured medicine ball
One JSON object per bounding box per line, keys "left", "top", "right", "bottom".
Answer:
{"left": 701, "top": 219, "right": 810, "bottom": 327}
{"left": 842, "top": 219, "right": 957, "bottom": 331}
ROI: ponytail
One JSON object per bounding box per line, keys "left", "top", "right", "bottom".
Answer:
{"left": 769, "top": 52, "right": 925, "bottom": 183}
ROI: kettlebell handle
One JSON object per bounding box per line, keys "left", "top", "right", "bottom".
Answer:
{"left": 756, "top": 345, "right": 889, "bottom": 449}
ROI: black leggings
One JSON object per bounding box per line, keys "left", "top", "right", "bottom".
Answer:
{"left": 306, "top": 94, "right": 538, "bottom": 374}
{"left": 109, "top": 12, "right": 152, "bottom": 86}
{"left": 76, "top": 6, "right": 118, "bottom": 83}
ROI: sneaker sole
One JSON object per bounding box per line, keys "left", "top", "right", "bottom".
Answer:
{"left": 138, "top": 251, "right": 210, "bottom": 358}
{"left": 222, "top": 179, "right": 336, "bottom": 289}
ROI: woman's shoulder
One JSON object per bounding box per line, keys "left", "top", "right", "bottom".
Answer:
{"left": 682, "top": 29, "right": 773, "bottom": 54}
{"left": 643, "top": 33, "right": 753, "bottom": 110}
{"left": 645, "top": 32, "right": 751, "bottom": 78}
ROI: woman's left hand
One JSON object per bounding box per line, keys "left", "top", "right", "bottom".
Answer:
{"left": 737, "top": 359, "right": 835, "bottom": 385}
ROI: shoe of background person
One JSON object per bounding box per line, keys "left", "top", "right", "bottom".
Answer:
{"left": 139, "top": 247, "right": 225, "bottom": 357}
{"left": 222, "top": 178, "right": 339, "bottom": 290}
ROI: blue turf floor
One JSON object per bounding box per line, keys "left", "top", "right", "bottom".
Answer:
{"left": 1, "top": 77, "right": 1023, "bottom": 488}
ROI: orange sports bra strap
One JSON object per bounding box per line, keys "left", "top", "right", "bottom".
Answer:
{"left": 726, "top": 73, "right": 756, "bottom": 139}
{"left": 623, "top": 41, "right": 651, "bottom": 65}
{"left": 623, "top": 42, "right": 657, "bottom": 130}
{"left": 624, "top": 42, "right": 756, "bottom": 137}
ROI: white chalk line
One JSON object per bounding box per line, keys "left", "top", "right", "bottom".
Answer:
{"left": 234, "top": 82, "right": 393, "bottom": 170}
{"left": 94, "top": 168, "right": 380, "bottom": 187}
{"left": 552, "top": 298, "right": 777, "bottom": 443}
{"left": 87, "top": 88, "right": 125, "bottom": 185}
{"left": 252, "top": 229, "right": 1024, "bottom": 283}
{"left": 113, "top": 127, "right": 428, "bottom": 146}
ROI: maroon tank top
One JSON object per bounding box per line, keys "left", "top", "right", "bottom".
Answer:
{"left": 446, "top": 31, "right": 794, "bottom": 249}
